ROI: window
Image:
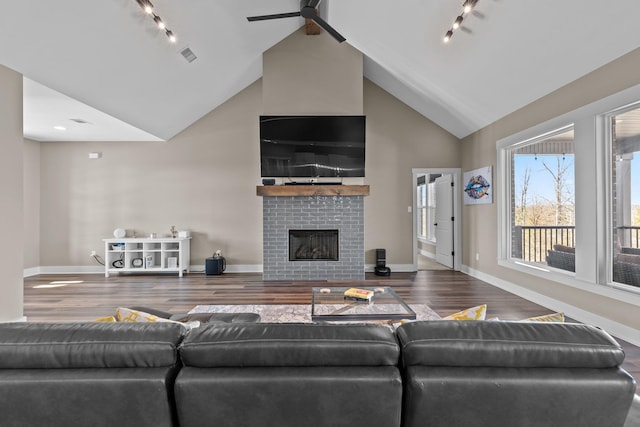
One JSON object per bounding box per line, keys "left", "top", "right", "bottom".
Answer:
{"left": 609, "top": 104, "right": 640, "bottom": 288}
{"left": 427, "top": 180, "right": 437, "bottom": 242}
{"left": 508, "top": 127, "right": 576, "bottom": 272}
{"left": 417, "top": 177, "right": 427, "bottom": 239}
{"left": 417, "top": 175, "right": 438, "bottom": 242}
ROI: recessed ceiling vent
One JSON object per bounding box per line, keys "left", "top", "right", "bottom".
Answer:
{"left": 69, "top": 118, "right": 92, "bottom": 124}
{"left": 180, "top": 47, "right": 197, "bottom": 63}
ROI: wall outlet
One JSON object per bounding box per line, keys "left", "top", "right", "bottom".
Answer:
{"left": 90, "top": 250, "right": 96, "bottom": 257}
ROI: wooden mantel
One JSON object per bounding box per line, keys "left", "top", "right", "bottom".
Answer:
{"left": 256, "top": 185, "right": 370, "bottom": 197}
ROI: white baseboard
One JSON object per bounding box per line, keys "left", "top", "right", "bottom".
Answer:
{"left": 418, "top": 249, "right": 436, "bottom": 259}
{"left": 28, "top": 264, "right": 418, "bottom": 275}
{"left": 23, "top": 267, "right": 40, "bottom": 277}
{"left": 190, "top": 264, "right": 263, "bottom": 274}
{"left": 365, "top": 264, "right": 416, "bottom": 273}
{"left": 0, "top": 316, "right": 27, "bottom": 322}
{"left": 26, "top": 264, "right": 265, "bottom": 276}
{"left": 33, "top": 266, "right": 104, "bottom": 275}
{"left": 461, "top": 264, "right": 640, "bottom": 347}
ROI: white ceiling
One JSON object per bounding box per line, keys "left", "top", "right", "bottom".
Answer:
{"left": 1, "top": 0, "right": 639, "bottom": 142}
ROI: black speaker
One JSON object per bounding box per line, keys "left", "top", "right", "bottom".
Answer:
{"left": 205, "top": 257, "right": 226, "bottom": 275}
{"left": 262, "top": 178, "right": 276, "bottom": 186}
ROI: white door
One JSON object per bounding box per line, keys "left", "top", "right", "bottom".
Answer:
{"left": 435, "top": 175, "right": 454, "bottom": 268}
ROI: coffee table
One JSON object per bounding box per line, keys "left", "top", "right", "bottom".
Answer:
{"left": 311, "top": 286, "right": 416, "bottom": 322}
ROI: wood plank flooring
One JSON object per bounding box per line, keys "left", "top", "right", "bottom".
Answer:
{"left": 23, "top": 270, "right": 640, "bottom": 393}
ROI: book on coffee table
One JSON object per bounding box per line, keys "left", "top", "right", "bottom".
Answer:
{"left": 343, "top": 288, "right": 374, "bottom": 301}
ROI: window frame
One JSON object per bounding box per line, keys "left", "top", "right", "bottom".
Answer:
{"left": 603, "top": 101, "right": 640, "bottom": 292}
{"left": 502, "top": 124, "right": 576, "bottom": 272}
{"left": 496, "top": 83, "right": 640, "bottom": 306}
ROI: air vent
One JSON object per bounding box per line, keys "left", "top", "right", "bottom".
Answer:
{"left": 180, "top": 47, "right": 197, "bottom": 63}
{"left": 69, "top": 118, "right": 91, "bottom": 124}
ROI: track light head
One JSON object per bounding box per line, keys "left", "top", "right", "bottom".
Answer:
{"left": 166, "top": 30, "right": 176, "bottom": 43}
{"left": 444, "top": 30, "right": 453, "bottom": 43}
{"left": 153, "top": 15, "right": 165, "bottom": 29}
{"left": 453, "top": 15, "right": 463, "bottom": 29}
{"left": 144, "top": 1, "right": 154, "bottom": 14}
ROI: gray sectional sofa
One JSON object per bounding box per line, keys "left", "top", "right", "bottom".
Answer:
{"left": 0, "top": 320, "right": 637, "bottom": 426}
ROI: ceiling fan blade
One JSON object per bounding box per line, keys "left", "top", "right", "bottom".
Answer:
{"left": 311, "top": 15, "right": 346, "bottom": 43}
{"left": 247, "top": 12, "right": 301, "bottom": 22}
{"left": 307, "top": 0, "right": 322, "bottom": 8}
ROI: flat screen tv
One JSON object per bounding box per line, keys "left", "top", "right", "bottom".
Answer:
{"left": 260, "top": 115, "right": 365, "bottom": 178}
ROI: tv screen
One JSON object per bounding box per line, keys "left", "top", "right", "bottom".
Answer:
{"left": 260, "top": 115, "right": 365, "bottom": 178}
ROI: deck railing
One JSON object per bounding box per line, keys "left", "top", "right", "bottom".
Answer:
{"left": 513, "top": 225, "right": 640, "bottom": 263}
{"left": 512, "top": 225, "right": 575, "bottom": 263}
{"left": 617, "top": 226, "right": 640, "bottom": 249}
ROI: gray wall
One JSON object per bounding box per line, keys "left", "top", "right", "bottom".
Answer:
{"left": 0, "top": 64, "right": 24, "bottom": 321}
{"left": 460, "top": 47, "right": 640, "bottom": 331}
{"left": 30, "top": 29, "right": 461, "bottom": 270}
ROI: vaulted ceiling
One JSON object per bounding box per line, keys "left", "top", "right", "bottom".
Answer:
{"left": 1, "top": 0, "right": 639, "bottom": 142}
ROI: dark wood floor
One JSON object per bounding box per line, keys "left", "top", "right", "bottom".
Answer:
{"left": 23, "top": 270, "right": 640, "bottom": 392}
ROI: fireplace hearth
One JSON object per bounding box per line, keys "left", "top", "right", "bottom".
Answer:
{"left": 289, "top": 230, "right": 339, "bottom": 261}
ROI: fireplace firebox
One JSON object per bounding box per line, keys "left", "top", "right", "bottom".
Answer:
{"left": 289, "top": 230, "right": 339, "bottom": 261}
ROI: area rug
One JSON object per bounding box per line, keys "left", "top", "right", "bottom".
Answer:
{"left": 189, "top": 304, "right": 441, "bottom": 323}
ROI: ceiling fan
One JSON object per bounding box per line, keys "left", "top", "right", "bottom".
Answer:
{"left": 247, "top": 0, "right": 346, "bottom": 43}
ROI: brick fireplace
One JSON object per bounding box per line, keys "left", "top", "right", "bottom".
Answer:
{"left": 259, "top": 185, "right": 368, "bottom": 280}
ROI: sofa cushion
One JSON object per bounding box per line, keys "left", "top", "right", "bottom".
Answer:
{"left": 0, "top": 322, "right": 185, "bottom": 369}
{"left": 617, "top": 253, "right": 640, "bottom": 265}
{"left": 553, "top": 244, "right": 575, "bottom": 253}
{"left": 180, "top": 323, "right": 399, "bottom": 367}
{"left": 397, "top": 320, "right": 624, "bottom": 368}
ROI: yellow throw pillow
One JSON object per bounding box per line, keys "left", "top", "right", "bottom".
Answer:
{"left": 522, "top": 312, "right": 565, "bottom": 322}
{"left": 442, "top": 304, "right": 487, "bottom": 321}
{"left": 116, "top": 307, "right": 179, "bottom": 324}
{"left": 94, "top": 315, "right": 116, "bottom": 322}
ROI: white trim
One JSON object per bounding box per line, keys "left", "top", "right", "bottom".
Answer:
{"left": 418, "top": 249, "right": 436, "bottom": 259}
{"left": 37, "top": 266, "right": 104, "bottom": 274}
{"left": 30, "top": 264, "right": 265, "bottom": 275}
{"left": 365, "top": 263, "right": 416, "bottom": 273}
{"left": 412, "top": 168, "right": 462, "bottom": 272}
{"left": 23, "top": 267, "right": 40, "bottom": 277}
{"left": 462, "top": 264, "right": 640, "bottom": 346}
{"left": 1, "top": 316, "right": 27, "bottom": 323}
{"left": 496, "top": 258, "right": 640, "bottom": 306}
{"left": 191, "top": 264, "right": 264, "bottom": 274}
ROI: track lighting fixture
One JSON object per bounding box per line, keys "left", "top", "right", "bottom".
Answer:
{"left": 442, "top": 0, "right": 478, "bottom": 43}
{"left": 134, "top": 0, "right": 176, "bottom": 44}
{"left": 443, "top": 0, "right": 479, "bottom": 43}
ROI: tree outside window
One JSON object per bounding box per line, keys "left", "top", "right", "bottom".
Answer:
{"left": 510, "top": 128, "right": 576, "bottom": 271}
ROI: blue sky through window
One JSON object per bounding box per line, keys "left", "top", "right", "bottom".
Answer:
{"left": 515, "top": 153, "right": 640, "bottom": 206}
{"left": 513, "top": 154, "right": 575, "bottom": 204}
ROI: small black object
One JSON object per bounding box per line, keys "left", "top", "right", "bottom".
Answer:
{"left": 374, "top": 248, "right": 391, "bottom": 276}
{"left": 205, "top": 257, "right": 226, "bottom": 275}
{"left": 375, "top": 249, "right": 386, "bottom": 267}
{"left": 112, "top": 259, "right": 124, "bottom": 269}
{"left": 262, "top": 178, "right": 276, "bottom": 186}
